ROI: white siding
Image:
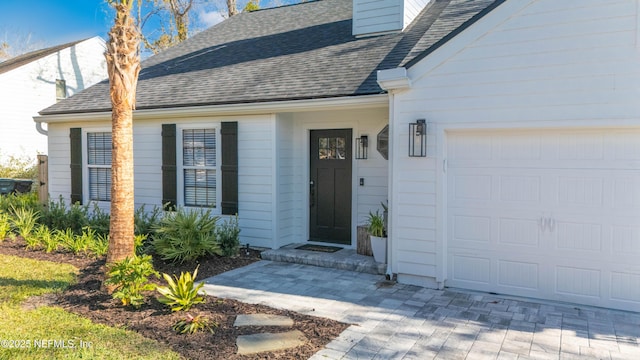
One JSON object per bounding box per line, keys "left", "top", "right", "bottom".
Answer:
{"left": 0, "top": 37, "right": 107, "bottom": 160}
{"left": 237, "top": 117, "right": 276, "bottom": 248}
{"left": 390, "top": 0, "right": 640, "bottom": 287}
{"left": 275, "top": 114, "right": 296, "bottom": 247}
{"left": 288, "top": 108, "right": 389, "bottom": 247}
{"left": 47, "top": 114, "right": 276, "bottom": 249}
{"left": 353, "top": 0, "right": 403, "bottom": 36}
{"left": 353, "top": 0, "right": 431, "bottom": 36}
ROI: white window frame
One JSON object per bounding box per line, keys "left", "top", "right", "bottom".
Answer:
{"left": 82, "top": 128, "right": 112, "bottom": 203}
{"left": 176, "top": 124, "right": 221, "bottom": 212}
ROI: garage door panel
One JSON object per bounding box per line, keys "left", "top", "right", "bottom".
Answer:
{"left": 610, "top": 272, "right": 640, "bottom": 303}
{"left": 555, "top": 266, "right": 601, "bottom": 299}
{"left": 497, "top": 260, "right": 539, "bottom": 291}
{"left": 450, "top": 254, "right": 491, "bottom": 285}
{"left": 447, "top": 129, "right": 640, "bottom": 312}
{"left": 452, "top": 214, "right": 491, "bottom": 243}
{"left": 611, "top": 225, "right": 640, "bottom": 255}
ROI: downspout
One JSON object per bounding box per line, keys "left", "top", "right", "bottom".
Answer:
{"left": 35, "top": 120, "right": 48, "bottom": 136}
{"left": 376, "top": 67, "right": 411, "bottom": 280}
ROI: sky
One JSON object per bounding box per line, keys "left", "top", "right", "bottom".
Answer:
{"left": 0, "top": 0, "right": 113, "bottom": 48}
{"left": 0, "top": 0, "right": 230, "bottom": 53}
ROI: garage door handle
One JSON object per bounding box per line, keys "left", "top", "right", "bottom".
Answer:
{"left": 548, "top": 217, "right": 555, "bottom": 232}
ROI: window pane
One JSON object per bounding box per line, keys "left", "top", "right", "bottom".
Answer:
{"left": 184, "top": 169, "right": 216, "bottom": 207}
{"left": 88, "top": 132, "right": 112, "bottom": 165}
{"left": 183, "top": 129, "right": 216, "bottom": 167}
{"left": 318, "top": 137, "right": 346, "bottom": 160}
{"left": 89, "top": 168, "right": 111, "bottom": 201}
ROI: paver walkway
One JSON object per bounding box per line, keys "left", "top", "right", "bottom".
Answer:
{"left": 203, "top": 261, "right": 640, "bottom": 359}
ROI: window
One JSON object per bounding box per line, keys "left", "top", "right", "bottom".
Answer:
{"left": 56, "top": 79, "right": 67, "bottom": 101}
{"left": 87, "top": 132, "right": 111, "bottom": 201}
{"left": 318, "top": 137, "right": 346, "bottom": 160}
{"left": 182, "top": 128, "right": 217, "bottom": 207}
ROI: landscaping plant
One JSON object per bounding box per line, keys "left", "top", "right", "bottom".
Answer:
{"left": 10, "top": 205, "right": 40, "bottom": 239}
{"left": 171, "top": 313, "right": 215, "bottom": 334}
{"left": 105, "top": 255, "right": 159, "bottom": 308}
{"left": 216, "top": 214, "right": 240, "bottom": 257}
{"left": 366, "top": 210, "right": 386, "bottom": 237}
{"left": 152, "top": 208, "right": 221, "bottom": 263}
{"left": 0, "top": 213, "right": 11, "bottom": 241}
{"left": 156, "top": 266, "right": 205, "bottom": 312}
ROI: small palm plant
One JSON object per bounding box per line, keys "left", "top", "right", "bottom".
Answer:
{"left": 156, "top": 266, "right": 206, "bottom": 312}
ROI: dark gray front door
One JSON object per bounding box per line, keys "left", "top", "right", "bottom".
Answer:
{"left": 309, "top": 129, "right": 352, "bottom": 244}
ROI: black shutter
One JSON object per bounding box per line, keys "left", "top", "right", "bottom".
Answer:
{"left": 70, "top": 128, "right": 83, "bottom": 205}
{"left": 161, "top": 124, "right": 177, "bottom": 211}
{"left": 221, "top": 122, "right": 238, "bottom": 215}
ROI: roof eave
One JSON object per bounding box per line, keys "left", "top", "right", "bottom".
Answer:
{"left": 34, "top": 94, "right": 389, "bottom": 124}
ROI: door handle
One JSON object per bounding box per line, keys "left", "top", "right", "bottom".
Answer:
{"left": 310, "top": 180, "right": 315, "bottom": 207}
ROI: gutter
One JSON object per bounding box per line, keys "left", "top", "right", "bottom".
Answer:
{"left": 34, "top": 94, "right": 389, "bottom": 124}
{"left": 377, "top": 67, "right": 411, "bottom": 92}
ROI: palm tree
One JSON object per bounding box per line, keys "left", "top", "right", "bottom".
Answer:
{"left": 105, "top": 0, "right": 140, "bottom": 267}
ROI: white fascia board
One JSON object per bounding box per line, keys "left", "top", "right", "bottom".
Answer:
{"left": 377, "top": 67, "right": 411, "bottom": 91}
{"left": 34, "top": 94, "right": 389, "bottom": 124}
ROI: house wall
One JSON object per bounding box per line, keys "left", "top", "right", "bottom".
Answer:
{"left": 47, "top": 114, "right": 277, "bottom": 249}
{"left": 280, "top": 107, "right": 389, "bottom": 248}
{"left": 0, "top": 37, "right": 107, "bottom": 159}
{"left": 389, "top": 0, "right": 640, "bottom": 287}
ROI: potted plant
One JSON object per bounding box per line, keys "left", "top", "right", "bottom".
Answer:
{"left": 366, "top": 210, "right": 387, "bottom": 263}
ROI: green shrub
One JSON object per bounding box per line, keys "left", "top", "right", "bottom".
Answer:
{"left": 88, "top": 233, "right": 109, "bottom": 257}
{"left": 87, "top": 203, "right": 110, "bottom": 236}
{"left": 40, "top": 197, "right": 90, "bottom": 235}
{"left": 104, "top": 255, "right": 159, "bottom": 308}
{"left": 216, "top": 215, "right": 240, "bottom": 257}
{"left": 172, "top": 314, "right": 215, "bottom": 334}
{"left": 0, "top": 213, "right": 11, "bottom": 241}
{"left": 25, "top": 224, "right": 50, "bottom": 250}
{"left": 41, "top": 227, "right": 60, "bottom": 253}
{"left": 11, "top": 205, "right": 40, "bottom": 239}
{"left": 53, "top": 228, "right": 76, "bottom": 253}
{"left": 135, "top": 205, "right": 162, "bottom": 237}
{"left": 157, "top": 266, "right": 205, "bottom": 312}
{"left": 0, "top": 192, "right": 39, "bottom": 215}
{"left": 135, "top": 234, "right": 150, "bottom": 256}
{"left": 152, "top": 208, "right": 221, "bottom": 263}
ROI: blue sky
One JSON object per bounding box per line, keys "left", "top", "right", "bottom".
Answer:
{"left": 0, "top": 0, "right": 112, "bottom": 47}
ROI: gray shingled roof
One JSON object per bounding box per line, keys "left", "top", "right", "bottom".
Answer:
{"left": 0, "top": 39, "right": 87, "bottom": 76}
{"left": 41, "top": 0, "right": 500, "bottom": 115}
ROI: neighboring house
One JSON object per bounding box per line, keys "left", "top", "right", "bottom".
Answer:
{"left": 36, "top": 0, "right": 640, "bottom": 312}
{"left": 0, "top": 37, "right": 107, "bottom": 158}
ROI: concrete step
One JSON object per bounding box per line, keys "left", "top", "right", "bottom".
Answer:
{"left": 261, "top": 244, "right": 386, "bottom": 275}
{"left": 234, "top": 314, "right": 294, "bottom": 327}
{"left": 236, "top": 330, "right": 307, "bottom": 355}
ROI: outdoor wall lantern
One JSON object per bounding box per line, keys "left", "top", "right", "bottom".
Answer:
{"left": 409, "top": 119, "right": 427, "bottom": 157}
{"left": 355, "top": 135, "right": 368, "bottom": 160}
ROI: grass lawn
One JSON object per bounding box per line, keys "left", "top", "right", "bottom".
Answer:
{"left": 0, "top": 254, "right": 181, "bottom": 360}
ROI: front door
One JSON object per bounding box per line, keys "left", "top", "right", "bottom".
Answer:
{"left": 309, "top": 129, "right": 352, "bottom": 244}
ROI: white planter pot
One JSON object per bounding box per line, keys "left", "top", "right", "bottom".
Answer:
{"left": 370, "top": 235, "right": 387, "bottom": 264}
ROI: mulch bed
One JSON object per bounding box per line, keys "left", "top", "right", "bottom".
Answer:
{"left": 0, "top": 239, "right": 349, "bottom": 359}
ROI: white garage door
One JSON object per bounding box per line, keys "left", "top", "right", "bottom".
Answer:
{"left": 447, "top": 129, "right": 640, "bottom": 312}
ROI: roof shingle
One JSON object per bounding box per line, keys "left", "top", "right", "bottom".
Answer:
{"left": 40, "top": 0, "right": 500, "bottom": 115}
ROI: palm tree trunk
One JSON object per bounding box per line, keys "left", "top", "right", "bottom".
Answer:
{"left": 105, "top": 3, "right": 140, "bottom": 266}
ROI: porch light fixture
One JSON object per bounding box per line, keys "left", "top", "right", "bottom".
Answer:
{"left": 355, "top": 135, "right": 368, "bottom": 159}
{"left": 409, "top": 119, "right": 427, "bottom": 157}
